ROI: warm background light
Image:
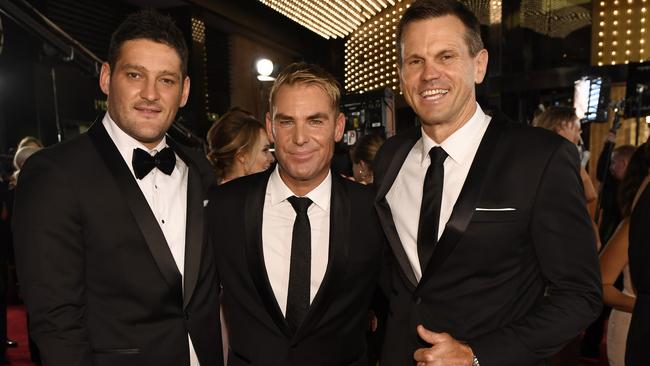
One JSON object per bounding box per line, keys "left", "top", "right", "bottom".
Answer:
{"left": 592, "top": 0, "right": 648, "bottom": 65}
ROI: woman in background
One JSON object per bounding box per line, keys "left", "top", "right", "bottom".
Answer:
{"left": 349, "top": 133, "right": 385, "bottom": 185}
{"left": 599, "top": 141, "right": 648, "bottom": 366}
{"left": 625, "top": 139, "right": 650, "bottom": 366}
{"left": 206, "top": 107, "right": 274, "bottom": 185}
{"left": 205, "top": 107, "right": 274, "bottom": 362}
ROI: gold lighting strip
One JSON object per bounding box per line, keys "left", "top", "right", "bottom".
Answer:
{"left": 345, "top": 2, "right": 409, "bottom": 93}
{"left": 593, "top": 0, "right": 648, "bottom": 65}
{"left": 258, "top": 0, "right": 396, "bottom": 39}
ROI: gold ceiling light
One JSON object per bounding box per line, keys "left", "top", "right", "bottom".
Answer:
{"left": 258, "top": 0, "right": 400, "bottom": 39}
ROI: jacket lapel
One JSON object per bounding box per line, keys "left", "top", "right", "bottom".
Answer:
{"left": 169, "top": 141, "right": 204, "bottom": 309}
{"left": 292, "top": 174, "right": 350, "bottom": 342}
{"left": 87, "top": 121, "right": 182, "bottom": 299}
{"left": 375, "top": 128, "right": 421, "bottom": 289}
{"left": 244, "top": 171, "right": 293, "bottom": 338}
{"left": 418, "top": 117, "right": 506, "bottom": 284}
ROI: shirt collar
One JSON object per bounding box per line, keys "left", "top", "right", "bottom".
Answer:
{"left": 102, "top": 112, "right": 170, "bottom": 176}
{"left": 419, "top": 102, "right": 489, "bottom": 166}
{"left": 268, "top": 165, "right": 332, "bottom": 213}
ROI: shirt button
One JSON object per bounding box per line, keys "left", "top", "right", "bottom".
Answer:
{"left": 161, "top": 220, "right": 165, "bottom": 224}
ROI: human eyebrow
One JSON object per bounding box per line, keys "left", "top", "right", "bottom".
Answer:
{"left": 307, "top": 112, "right": 329, "bottom": 120}
{"left": 273, "top": 113, "right": 294, "bottom": 121}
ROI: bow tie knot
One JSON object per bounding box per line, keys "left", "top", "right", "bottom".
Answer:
{"left": 132, "top": 147, "right": 176, "bottom": 179}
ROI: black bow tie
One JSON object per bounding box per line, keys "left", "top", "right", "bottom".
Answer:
{"left": 132, "top": 147, "right": 176, "bottom": 179}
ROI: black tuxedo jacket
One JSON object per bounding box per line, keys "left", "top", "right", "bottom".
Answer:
{"left": 374, "top": 115, "right": 602, "bottom": 366}
{"left": 13, "top": 121, "right": 222, "bottom": 366}
{"left": 207, "top": 170, "right": 385, "bottom": 366}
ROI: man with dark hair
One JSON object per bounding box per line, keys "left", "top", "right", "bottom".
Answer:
{"left": 13, "top": 9, "right": 221, "bottom": 366}
{"left": 207, "top": 62, "right": 385, "bottom": 365}
{"left": 373, "top": 0, "right": 602, "bottom": 365}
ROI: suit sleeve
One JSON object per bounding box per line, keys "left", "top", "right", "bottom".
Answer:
{"left": 468, "top": 140, "right": 603, "bottom": 365}
{"left": 12, "top": 153, "right": 92, "bottom": 366}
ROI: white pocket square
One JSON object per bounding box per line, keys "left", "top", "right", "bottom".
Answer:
{"left": 203, "top": 199, "right": 209, "bottom": 207}
{"left": 475, "top": 207, "right": 516, "bottom": 211}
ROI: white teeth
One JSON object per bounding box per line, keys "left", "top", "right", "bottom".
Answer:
{"left": 421, "top": 89, "right": 449, "bottom": 97}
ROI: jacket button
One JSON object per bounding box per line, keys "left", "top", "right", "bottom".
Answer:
{"left": 184, "top": 311, "right": 190, "bottom": 320}
{"left": 413, "top": 296, "right": 422, "bottom": 305}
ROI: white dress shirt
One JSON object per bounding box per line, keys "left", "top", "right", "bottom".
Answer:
{"left": 385, "top": 103, "right": 491, "bottom": 281}
{"left": 103, "top": 113, "right": 199, "bottom": 366}
{"left": 262, "top": 165, "right": 331, "bottom": 315}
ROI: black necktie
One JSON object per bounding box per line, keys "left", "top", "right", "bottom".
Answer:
{"left": 417, "top": 146, "right": 448, "bottom": 273}
{"left": 286, "top": 196, "right": 313, "bottom": 333}
{"left": 132, "top": 147, "right": 176, "bottom": 180}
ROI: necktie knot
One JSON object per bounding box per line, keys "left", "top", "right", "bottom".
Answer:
{"left": 429, "top": 146, "right": 448, "bottom": 166}
{"left": 287, "top": 196, "right": 313, "bottom": 215}
{"left": 132, "top": 147, "right": 176, "bottom": 180}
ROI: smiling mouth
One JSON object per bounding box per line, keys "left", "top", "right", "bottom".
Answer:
{"left": 420, "top": 88, "right": 449, "bottom": 100}
{"left": 290, "top": 151, "right": 315, "bottom": 160}
{"left": 134, "top": 106, "right": 162, "bottom": 115}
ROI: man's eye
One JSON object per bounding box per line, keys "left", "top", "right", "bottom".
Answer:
{"left": 161, "top": 78, "right": 176, "bottom": 85}
{"left": 127, "top": 72, "right": 141, "bottom": 79}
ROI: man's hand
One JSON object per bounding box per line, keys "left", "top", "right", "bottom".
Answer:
{"left": 413, "top": 325, "right": 474, "bottom": 366}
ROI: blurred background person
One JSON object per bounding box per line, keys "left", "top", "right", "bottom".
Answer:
{"left": 205, "top": 107, "right": 274, "bottom": 363}
{"left": 599, "top": 141, "right": 648, "bottom": 366}
{"left": 533, "top": 106, "right": 598, "bottom": 212}
{"left": 626, "top": 138, "right": 650, "bottom": 366}
{"left": 349, "top": 133, "right": 384, "bottom": 186}
{"left": 533, "top": 106, "right": 602, "bottom": 365}
{"left": 206, "top": 107, "right": 274, "bottom": 185}
{"left": 598, "top": 143, "right": 636, "bottom": 243}
{"left": 2, "top": 140, "right": 43, "bottom": 363}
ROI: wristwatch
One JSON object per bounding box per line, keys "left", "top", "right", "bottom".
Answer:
{"left": 472, "top": 355, "right": 480, "bottom": 366}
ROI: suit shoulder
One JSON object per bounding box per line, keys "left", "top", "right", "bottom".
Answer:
{"left": 338, "top": 176, "right": 375, "bottom": 202}
{"left": 208, "top": 170, "right": 269, "bottom": 202}
{"left": 497, "top": 118, "right": 570, "bottom": 157}
{"left": 22, "top": 134, "right": 93, "bottom": 171}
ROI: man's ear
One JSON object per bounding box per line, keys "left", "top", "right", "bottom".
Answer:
{"left": 180, "top": 76, "right": 190, "bottom": 107}
{"left": 265, "top": 112, "right": 275, "bottom": 144}
{"left": 473, "top": 49, "right": 489, "bottom": 84}
{"left": 99, "top": 62, "right": 111, "bottom": 96}
{"left": 334, "top": 112, "right": 345, "bottom": 142}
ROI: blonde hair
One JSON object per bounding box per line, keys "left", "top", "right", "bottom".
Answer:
{"left": 532, "top": 106, "right": 578, "bottom": 133}
{"left": 18, "top": 136, "right": 43, "bottom": 149}
{"left": 269, "top": 62, "right": 341, "bottom": 116}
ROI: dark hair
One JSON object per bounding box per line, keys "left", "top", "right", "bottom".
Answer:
{"left": 612, "top": 144, "right": 636, "bottom": 161}
{"left": 206, "top": 107, "right": 265, "bottom": 180}
{"left": 350, "top": 134, "right": 385, "bottom": 173}
{"left": 107, "top": 9, "right": 188, "bottom": 76}
{"left": 396, "top": 0, "right": 484, "bottom": 65}
{"left": 619, "top": 141, "right": 650, "bottom": 216}
{"left": 532, "top": 106, "right": 577, "bottom": 132}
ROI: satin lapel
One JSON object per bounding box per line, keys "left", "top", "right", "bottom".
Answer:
{"left": 292, "top": 174, "right": 350, "bottom": 342}
{"left": 375, "top": 129, "right": 421, "bottom": 289}
{"left": 169, "top": 142, "right": 204, "bottom": 309}
{"left": 418, "top": 118, "right": 506, "bottom": 284}
{"left": 87, "top": 122, "right": 182, "bottom": 298}
{"left": 244, "top": 171, "right": 292, "bottom": 338}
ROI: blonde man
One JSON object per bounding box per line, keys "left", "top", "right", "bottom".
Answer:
{"left": 207, "top": 62, "right": 385, "bottom": 365}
